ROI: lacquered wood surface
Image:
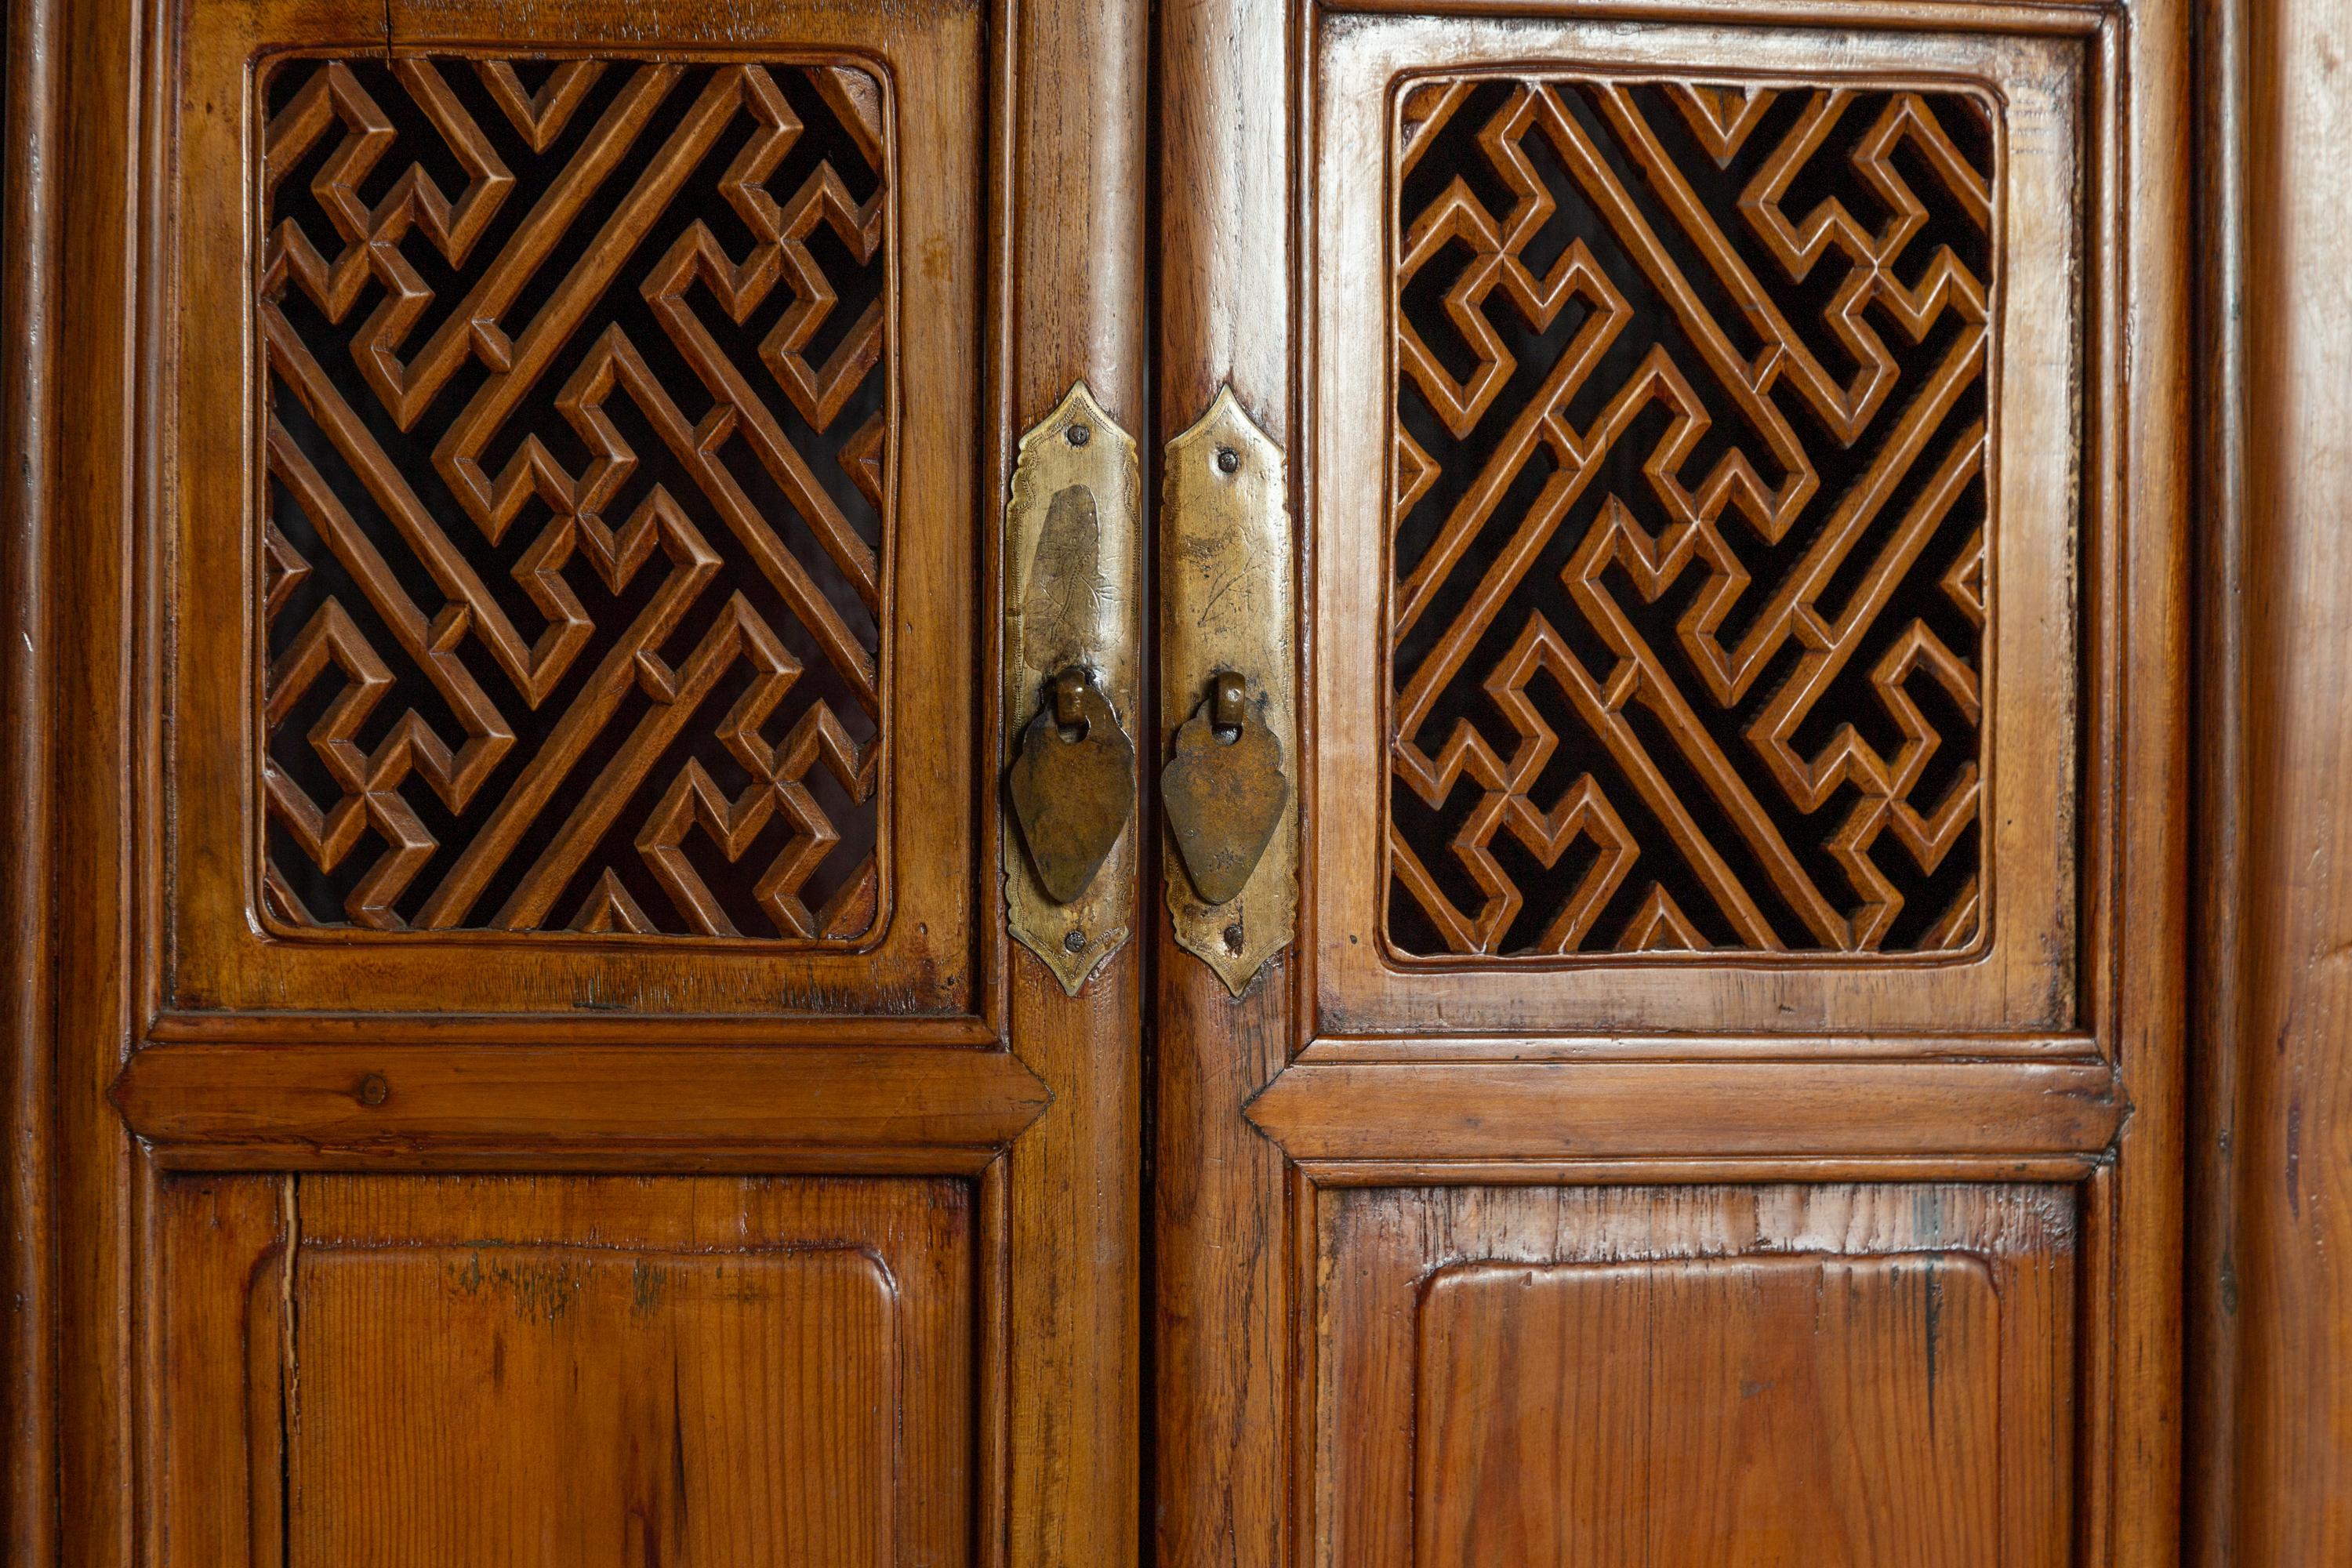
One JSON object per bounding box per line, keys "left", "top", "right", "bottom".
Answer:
{"left": 1152, "top": 0, "right": 1298, "bottom": 1561}
{"left": 1152, "top": 0, "right": 2187, "bottom": 1563}
{"left": 154, "top": 1175, "right": 976, "bottom": 1567}
{"left": 17, "top": 0, "right": 1146, "bottom": 1558}
{"left": 1417, "top": 1254, "right": 2001, "bottom": 1566}
{"left": 2201, "top": 0, "right": 2352, "bottom": 1551}
{"left": 1315, "top": 1182, "right": 2076, "bottom": 1566}
{"left": 0, "top": 0, "right": 2241, "bottom": 1556}
{"left": 2, "top": 0, "right": 62, "bottom": 1550}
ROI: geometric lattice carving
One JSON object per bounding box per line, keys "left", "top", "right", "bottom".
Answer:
{"left": 1387, "top": 78, "right": 1993, "bottom": 957}
{"left": 259, "top": 58, "right": 888, "bottom": 939}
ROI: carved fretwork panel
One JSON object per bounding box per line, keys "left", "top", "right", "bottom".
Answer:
{"left": 1385, "top": 77, "right": 1997, "bottom": 960}
{"left": 258, "top": 56, "right": 891, "bottom": 942}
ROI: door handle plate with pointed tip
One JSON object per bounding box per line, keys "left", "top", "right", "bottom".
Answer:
{"left": 1002, "top": 384, "right": 1142, "bottom": 994}
{"left": 1160, "top": 389, "right": 1298, "bottom": 993}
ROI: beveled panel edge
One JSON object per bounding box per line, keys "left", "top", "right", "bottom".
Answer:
{"left": 1245, "top": 1059, "right": 2123, "bottom": 1160}
{"left": 111, "top": 1042, "right": 1051, "bottom": 1167}
{"left": 1315, "top": 0, "right": 2113, "bottom": 33}
{"left": 143, "top": 1007, "right": 997, "bottom": 1047}
{"left": 1291, "top": 1153, "right": 2105, "bottom": 1185}
{"left": 1296, "top": 1030, "right": 2101, "bottom": 1062}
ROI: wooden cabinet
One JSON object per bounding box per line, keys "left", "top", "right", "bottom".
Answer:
{"left": 2, "top": 0, "right": 2212, "bottom": 1559}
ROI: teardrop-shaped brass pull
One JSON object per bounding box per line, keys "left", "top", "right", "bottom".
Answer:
{"left": 1007, "top": 666, "right": 1137, "bottom": 904}
{"left": 1162, "top": 670, "right": 1290, "bottom": 906}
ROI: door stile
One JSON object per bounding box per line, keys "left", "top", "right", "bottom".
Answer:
{"left": 2191, "top": 0, "right": 2352, "bottom": 1551}
{"left": 2096, "top": 1, "right": 2191, "bottom": 1557}
{"left": 996, "top": 0, "right": 1150, "bottom": 1557}
{"left": 49, "top": 0, "right": 146, "bottom": 1559}
{"left": 1154, "top": 0, "right": 1301, "bottom": 1562}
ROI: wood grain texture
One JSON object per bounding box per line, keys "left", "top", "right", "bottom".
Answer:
{"left": 1415, "top": 1254, "right": 2002, "bottom": 1566}
{"left": 995, "top": 0, "right": 1149, "bottom": 1557}
{"left": 2100, "top": 0, "right": 2193, "bottom": 1555}
{"left": 1157, "top": 1, "right": 2183, "bottom": 1564}
{"left": 28, "top": 0, "right": 1146, "bottom": 1561}
{"left": 1152, "top": 0, "right": 1297, "bottom": 1559}
{"left": 154, "top": 1174, "right": 974, "bottom": 1567}
{"left": 1247, "top": 1061, "right": 2124, "bottom": 1161}
{"left": 1312, "top": 1181, "right": 2076, "bottom": 1567}
{"left": 2183, "top": 0, "right": 2247, "bottom": 1556}
{"left": 1312, "top": 16, "right": 2087, "bottom": 1041}
{"left": 49, "top": 0, "right": 147, "bottom": 1559}
{"left": 2209, "top": 0, "right": 2352, "bottom": 1549}
{"left": 296, "top": 1246, "right": 901, "bottom": 1564}
{"left": 151, "top": 1177, "right": 285, "bottom": 1568}
{"left": 2, "top": 0, "right": 62, "bottom": 1548}
{"left": 111, "top": 1044, "right": 1050, "bottom": 1164}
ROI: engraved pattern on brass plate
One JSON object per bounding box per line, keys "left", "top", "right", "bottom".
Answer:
{"left": 1004, "top": 384, "right": 1142, "bottom": 993}
{"left": 1161, "top": 389, "right": 1298, "bottom": 994}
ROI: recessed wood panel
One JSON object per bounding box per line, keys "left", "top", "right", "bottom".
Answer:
{"left": 290, "top": 1246, "right": 898, "bottom": 1563}
{"left": 1312, "top": 1181, "right": 2075, "bottom": 1567}
{"left": 154, "top": 1174, "right": 975, "bottom": 1566}
{"left": 1415, "top": 1254, "right": 2000, "bottom": 1566}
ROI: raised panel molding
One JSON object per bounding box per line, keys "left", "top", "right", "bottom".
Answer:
{"left": 155, "top": 1174, "right": 977, "bottom": 1566}
{"left": 1308, "top": 1181, "right": 2077, "bottom": 1566}
{"left": 1416, "top": 1254, "right": 2002, "bottom": 1565}
{"left": 288, "top": 1244, "right": 901, "bottom": 1563}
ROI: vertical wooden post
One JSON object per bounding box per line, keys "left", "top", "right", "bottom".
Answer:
{"left": 2203, "top": 0, "right": 2352, "bottom": 1552}
{"left": 999, "top": 0, "right": 1149, "bottom": 1559}
{"left": 1153, "top": 1, "right": 1297, "bottom": 1562}
{"left": 3, "top": 0, "right": 60, "bottom": 1552}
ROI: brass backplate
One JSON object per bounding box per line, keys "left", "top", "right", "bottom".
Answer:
{"left": 1003, "top": 384, "right": 1142, "bottom": 994}
{"left": 1161, "top": 388, "right": 1298, "bottom": 994}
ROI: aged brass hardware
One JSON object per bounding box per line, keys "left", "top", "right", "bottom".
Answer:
{"left": 1163, "top": 671, "right": 1290, "bottom": 906}
{"left": 1009, "top": 666, "right": 1138, "bottom": 905}
{"left": 1003, "top": 383, "right": 1142, "bottom": 993}
{"left": 1160, "top": 387, "right": 1298, "bottom": 993}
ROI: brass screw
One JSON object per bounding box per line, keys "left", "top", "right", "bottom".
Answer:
{"left": 1063, "top": 929, "right": 1087, "bottom": 953}
{"left": 1066, "top": 423, "right": 1091, "bottom": 447}
{"left": 1215, "top": 445, "right": 1240, "bottom": 474}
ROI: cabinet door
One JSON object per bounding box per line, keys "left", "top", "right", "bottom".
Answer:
{"left": 1152, "top": 1, "right": 2186, "bottom": 1562}
{"left": 31, "top": 0, "right": 1145, "bottom": 1559}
